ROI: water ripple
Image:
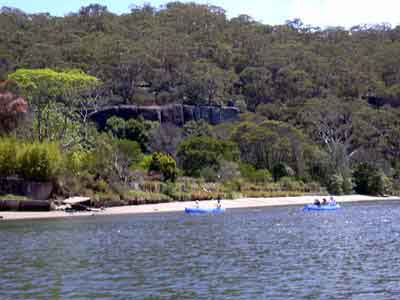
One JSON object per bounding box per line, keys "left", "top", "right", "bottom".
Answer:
{"left": 1, "top": 201, "right": 400, "bottom": 299}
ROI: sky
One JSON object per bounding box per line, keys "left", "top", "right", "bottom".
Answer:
{"left": 1, "top": 0, "right": 400, "bottom": 28}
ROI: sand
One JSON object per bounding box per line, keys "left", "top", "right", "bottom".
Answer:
{"left": 0, "top": 195, "right": 399, "bottom": 221}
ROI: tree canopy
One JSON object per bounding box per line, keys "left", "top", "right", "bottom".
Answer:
{"left": 1, "top": 3, "right": 400, "bottom": 109}
{"left": 2, "top": 3, "right": 400, "bottom": 197}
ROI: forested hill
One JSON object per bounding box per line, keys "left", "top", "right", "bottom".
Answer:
{"left": 1, "top": 3, "right": 400, "bottom": 109}
{"left": 2, "top": 2, "right": 400, "bottom": 198}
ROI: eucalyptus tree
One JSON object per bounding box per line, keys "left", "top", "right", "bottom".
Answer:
{"left": 8, "top": 68, "right": 99, "bottom": 146}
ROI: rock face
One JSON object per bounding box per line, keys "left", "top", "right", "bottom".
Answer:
{"left": 90, "top": 104, "right": 240, "bottom": 128}
{"left": 0, "top": 177, "right": 53, "bottom": 200}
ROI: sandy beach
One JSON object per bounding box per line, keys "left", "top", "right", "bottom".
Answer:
{"left": 0, "top": 194, "right": 399, "bottom": 221}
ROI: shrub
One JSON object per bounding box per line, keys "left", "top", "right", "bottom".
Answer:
{"left": 342, "top": 175, "right": 354, "bottom": 194}
{"left": 105, "top": 116, "right": 153, "bottom": 151}
{"left": 273, "top": 163, "right": 295, "bottom": 182}
{"left": 0, "top": 138, "right": 18, "bottom": 176}
{"left": 18, "top": 142, "right": 62, "bottom": 182}
{"left": 217, "top": 160, "right": 240, "bottom": 182}
{"left": 370, "top": 171, "right": 393, "bottom": 196}
{"left": 240, "top": 163, "right": 272, "bottom": 184}
{"left": 114, "top": 140, "right": 143, "bottom": 168}
{"left": 160, "top": 182, "right": 176, "bottom": 198}
{"left": 177, "top": 136, "right": 239, "bottom": 177}
{"left": 84, "top": 135, "right": 142, "bottom": 183}
{"left": 123, "top": 191, "right": 172, "bottom": 205}
{"left": 149, "top": 152, "right": 178, "bottom": 182}
{"left": 279, "top": 177, "right": 305, "bottom": 191}
{"left": 353, "top": 163, "right": 392, "bottom": 196}
{"left": 199, "top": 167, "right": 218, "bottom": 182}
{"left": 183, "top": 120, "right": 212, "bottom": 137}
{"left": 328, "top": 174, "right": 344, "bottom": 195}
{"left": 138, "top": 155, "right": 152, "bottom": 172}
{"left": 65, "top": 150, "right": 88, "bottom": 175}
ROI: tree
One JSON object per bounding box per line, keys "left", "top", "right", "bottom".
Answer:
{"left": 105, "top": 116, "right": 155, "bottom": 151}
{"left": 231, "top": 120, "right": 309, "bottom": 177}
{"left": 19, "top": 142, "right": 63, "bottom": 182}
{"left": 8, "top": 69, "right": 99, "bottom": 143}
{"left": 183, "top": 120, "right": 213, "bottom": 138}
{"left": 239, "top": 66, "right": 274, "bottom": 110}
{"left": 112, "top": 139, "right": 143, "bottom": 184}
{"left": 300, "top": 97, "right": 359, "bottom": 173}
{"left": 177, "top": 136, "right": 239, "bottom": 177}
{"left": 149, "top": 123, "right": 183, "bottom": 157}
{"left": 86, "top": 134, "right": 142, "bottom": 184}
{"left": 180, "top": 60, "right": 236, "bottom": 105}
{"left": 148, "top": 152, "right": 177, "bottom": 182}
{"left": 353, "top": 163, "right": 391, "bottom": 196}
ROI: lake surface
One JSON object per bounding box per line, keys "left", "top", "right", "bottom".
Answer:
{"left": 1, "top": 201, "right": 400, "bottom": 300}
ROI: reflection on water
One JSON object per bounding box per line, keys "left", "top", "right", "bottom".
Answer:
{"left": 1, "top": 201, "right": 400, "bottom": 300}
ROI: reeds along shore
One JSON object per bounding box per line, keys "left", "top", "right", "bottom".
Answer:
{"left": 0, "top": 195, "right": 399, "bottom": 221}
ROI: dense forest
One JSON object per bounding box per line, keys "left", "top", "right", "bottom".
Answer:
{"left": 1, "top": 2, "right": 400, "bottom": 203}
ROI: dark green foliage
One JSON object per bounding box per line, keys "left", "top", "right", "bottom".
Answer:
{"left": 232, "top": 120, "right": 308, "bottom": 177}
{"left": 177, "top": 136, "right": 239, "bottom": 177}
{"left": 0, "top": 138, "right": 17, "bottom": 176}
{"left": 84, "top": 134, "right": 143, "bottom": 183}
{"left": 106, "top": 117, "right": 154, "bottom": 151}
{"left": 149, "top": 152, "right": 178, "bottom": 182}
{"left": 239, "top": 163, "right": 272, "bottom": 184}
{"left": 2, "top": 3, "right": 400, "bottom": 111}
{"left": 19, "top": 142, "right": 62, "bottom": 182}
{"left": 3, "top": 3, "right": 400, "bottom": 197}
{"left": 115, "top": 139, "right": 143, "bottom": 166}
{"left": 279, "top": 177, "right": 305, "bottom": 192}
{"left": 272, "top": 163, "right": 295, "bottom": 182}
{"left": 327, "top": 173, "right": 354, "bottom": 195}
{"left": 353, "top": 163, "right": 391, "bottom": 196}
{"left": 183, "top": 120, "right": 213, "bottom": 138}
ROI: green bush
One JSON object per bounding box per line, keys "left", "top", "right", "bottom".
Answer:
{"left": 0, "top": 138, "right": 18, "bottom": 177}
{"left": 123, "top": 191, "right": 172, "bottom": 204}
{"left": 138, "top": 155, "right": 153, "bottom": 172}
{"left": 105, "top": 116, "right": 154, "bottom": 151}
{"left": 328, "top": 174, "right": 344, "bottom": 195}
{"left": 342, "top": 175, "right": 354, "bottom": 194}
{"left": 160, "top": 182, "right": 177, "bottom": 198}
{"left": 353, "top": 163, "right": 392, "bottom": 196}
{"left": 279, "top": 177, "right": 305, "bottom": 191}
{"left": 273, "top": 163, "right": 295, "bottom": 182}
{"left": 240, "top": 164, "right": 272, "bottom": 184}
{"left": 18, "top": 142, "right": 62, "bottom": 182}
{"left": 200, "top": 167, "right": 218, "bottom": 182}
{"left": 177, "top": 136, "right": 239, "bottom": 177}
{"left": 65, "top": 150, "right": 88, "bottom": 175}
{"left": 149, "top": 152, "right": 178, "bottom": 182}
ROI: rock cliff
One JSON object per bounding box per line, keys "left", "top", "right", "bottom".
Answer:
{"left": 89, "top": 104, "right": 240, "bottom": 128}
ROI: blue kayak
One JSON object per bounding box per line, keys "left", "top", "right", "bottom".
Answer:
{"left": 303, "top": 204, "right": 341, "bottom": 211}
{"left": 185, "top": 207, "right": 225, "bottom": 214}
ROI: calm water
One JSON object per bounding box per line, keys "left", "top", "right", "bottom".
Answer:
{"left": 1, "top": 202, "right": 400, "bottom": 300}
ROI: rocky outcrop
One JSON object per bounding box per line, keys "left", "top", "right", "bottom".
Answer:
{"left": 0, "top": 177, "right": 53, "bottom": 200}
{"left": 89, "top": 104, "right": 240, "bottom": 128}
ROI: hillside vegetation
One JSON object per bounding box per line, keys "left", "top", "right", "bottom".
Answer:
{"left": 1, "top": 3, "right": 400, "bottom": 200}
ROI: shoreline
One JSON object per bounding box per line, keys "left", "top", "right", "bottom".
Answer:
{"left": 1, "top": 195, "right": 399, "bottom": 221}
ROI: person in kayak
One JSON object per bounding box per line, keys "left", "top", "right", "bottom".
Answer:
{"left": 322, "top": 198, "right": 328, "bottom": 205}
{"left": 195, "top": 200, "right": 200, "bottom": 208}
{"left": 313, "top": 199, "right": 321, "bottom": 206}
{"left": 329, "top": 196, "right": 336, "bottom": 205}
{"left": 216, "top": 199, "right": 222, "bottom": 209}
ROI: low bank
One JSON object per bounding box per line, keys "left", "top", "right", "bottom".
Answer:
{"left": 0, "top": 195, "right": 399, "bottom": 221}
